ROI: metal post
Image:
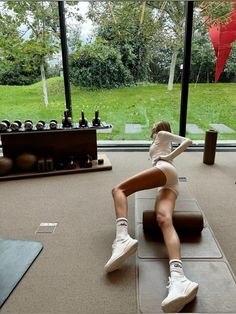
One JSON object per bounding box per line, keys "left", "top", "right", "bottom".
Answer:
{"left": 58, "top": 1, "right": 72, "bottom": 117}
{"left": 179, "top": 1, "right": 194, "bottom": 136}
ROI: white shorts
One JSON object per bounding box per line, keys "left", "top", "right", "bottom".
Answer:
{"left": 154, "top": 160, "right": 179, "bottom": 197}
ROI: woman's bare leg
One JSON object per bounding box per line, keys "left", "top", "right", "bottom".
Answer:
{"left": 112, "top": 167, "right": 167, "bottom": 219}
{"left": 157, "top": 189, "right": 199, "bottom": 313}
{"left": 105, "top": 167, "right": 167, "bottom": 273}
{"left": 155, "top": 188, "right": 180, "bottom": 260}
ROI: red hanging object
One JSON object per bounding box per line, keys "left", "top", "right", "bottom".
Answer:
{"left": 206, "top": 2, "right": 236, "bottom": 82}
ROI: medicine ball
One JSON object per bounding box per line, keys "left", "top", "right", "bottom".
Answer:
{"left": 15, "top": 153, "right": 37, "bottom": 171}
{"left": 0, "top": 157, "right": 13, "bottom": 175}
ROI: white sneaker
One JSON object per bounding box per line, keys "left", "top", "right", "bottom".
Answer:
{"left": 104, "top": 235, "right": 138, "bottom": 273}
{"left": 161, "top": 276, "right": 199, "bottom": 313}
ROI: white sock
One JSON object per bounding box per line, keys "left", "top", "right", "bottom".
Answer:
{"left": 169, "top": 259, "right": 184, "bottom": 279}
{"left": 116, "top": 218, "right": 128, "bottom": 240}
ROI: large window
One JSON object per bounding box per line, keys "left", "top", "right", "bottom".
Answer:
{"left": 0, "top": 1, "right": 66, "bottom": 126}
{"left": 69, "top": 1, "right": 185, "bottom": 140}
{"left": 0, "top": 1, "right": 235, "bottom": 143}
{"left": 187, "top": 2, "right": 236, "bottom": 141}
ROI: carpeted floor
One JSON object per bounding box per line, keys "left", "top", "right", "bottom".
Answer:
{"left": 0, "top": 150, "right": 236, "bottom": 313}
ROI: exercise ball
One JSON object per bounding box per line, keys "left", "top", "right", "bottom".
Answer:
{"left": 0, "top": 157, "right": 13, "bottom": 175}
{"left": 15, "top": 153, "right": 37, "bottom": 171}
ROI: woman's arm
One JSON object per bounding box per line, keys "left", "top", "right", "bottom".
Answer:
{"left": 158, "top": 131, "right": 192, "bottom": 161}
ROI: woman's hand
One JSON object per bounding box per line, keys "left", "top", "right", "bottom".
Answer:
{"left": 153, "top": 156, "right": 162, "bottom": 163}
{"left": 153, "top": 155, "right": 169, "bottom": 163}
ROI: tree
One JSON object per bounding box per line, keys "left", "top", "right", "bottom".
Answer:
{"left": 87, "top": 0, "right": 161, "bottom": 83}
{"left": 191, "top": 28, "right": 215, "bottom": 84}
{"left": 0, "top": 1, "right": 82, "bottom": 106}
{"left": 69, "top": 38, "right": 133, "bottom": 88}
{"left": 145, "top": 1, "right": 187, "bottom": 90}
{"left": 198, "top": 1, "right": 234, "bottom": 26}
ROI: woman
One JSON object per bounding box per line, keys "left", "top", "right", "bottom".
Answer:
{"left": 104, "top": 121, "right": 199, "bottom": 313}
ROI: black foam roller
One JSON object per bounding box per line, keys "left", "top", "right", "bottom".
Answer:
{"left": 203, "top": 129, "right": 218, "bottom": 165}
{"left": 143, "top": 210, "right": 204, "bottom": 235}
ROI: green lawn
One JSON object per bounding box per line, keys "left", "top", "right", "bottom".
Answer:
{"left": 0, "top": 77, "right": 236, "bottom": 140}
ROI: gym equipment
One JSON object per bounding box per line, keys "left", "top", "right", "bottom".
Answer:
{"left": 203, "top": 129, "right": 218, "bottom": 165}
{"left": 135, "top": 181, "right": 236, "bottom": 313}
{"left": 138, "top": 260, "right": 236, "bottom": 313}
{"left": 79, "top": 111, "right": 88, "bottom": 127}
{"left": 15, "top": 153, "right": 37, "bottom": 171}
{"left": 0, "top": 120, "right": 10, "bottom": 132}
{"left": 1, "top": 110, "right": 112, "bottom": 133}
{"left": 143, "top": 210, "right": 204, "bottom": 235}
{"left": 62, "top": 109, "right": 72, "bottom": 127}
{"left": 1, "top": 129, "right": 97, "bottom": 160}
{"left": 86, "top": 154, "right": 93, "bottom": 168}
{"left": 66, "top": 155, "right": 77, "bottom": 169}
{"left": 45, "top": 156, "right": 54, "bottom": 171}
{"left": 0, "top": 157, "right": 13, "bottom": 176}
{"left": 49, "top": 119, "right": 58, "bottom": 130}
{"left": 97, "top": 158, "right": 104, "bottom": 165}
{"left": 10, "top": 120, "right": 22, "bottom": 131}
{"left": 78, "top": 154, "right": 92, "bottom": 168}
{"left": 37, "top": 157, "right": 45, "bottom": 172}
{"left": 0, "top": 238, "right": 43, "bottom": 308}
{"left": 92, "top": 110, "right": 101, "bottom": 127}
{"left": 36, "top": 120, "right": 46, "bottom": 130}
{"left": 24, "top": 120, "right": 33, "bottom": 131}
{"left": 37, "top": 156, "right": 54, "bottom": 172}
{"left": 0, "top": 128, "right": 112, "bottom": 180}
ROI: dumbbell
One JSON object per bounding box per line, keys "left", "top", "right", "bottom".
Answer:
{"left": 56, "top": 155, "right": 76, "bottom": 170}
{"left": 24, "top": 120, "right": 33, "bottom": 131}
{"left": 79, "top": 154, "right": 92, "bottom": 168}
{"left": 0, "top": 119, "right": 10, "bottom": 132}
{"left": 85, "top": 154, "right": 92, "bottom": 168}
{"left": 49, "top": 119, "right": 58, "bottom": 130}
{"left": 36, "top": 120, "right": 45, "bottom": 130}
{"left": 79, "top": 111, "right": 88, "bottom": 127}
{"left": 66, "top": 155, "right": 77, "bottom": 169}
{"left": 62, "top": 109, "right": 72, "bottom": 127}
{"left": 10, "top": 120, "right": 22, "bottom": 131}
{"left": 92, "top": 110, "right": 101, "bottom": 127}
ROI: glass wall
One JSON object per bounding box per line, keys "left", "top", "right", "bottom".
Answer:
{"left": 69, "top": 1, "right": 185, "bottom": 140}
{"left": 0, "top": 1, "right": 235, "bottom": 143}
{"left": 187, "top": 2, "right": 236, "bottom": 141}
{"left": 0, "top": 1, "right": 66, "bottom": 128}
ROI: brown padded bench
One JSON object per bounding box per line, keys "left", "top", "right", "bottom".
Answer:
{"left": 135, "top": 179, "right": 236, "bottom": 313}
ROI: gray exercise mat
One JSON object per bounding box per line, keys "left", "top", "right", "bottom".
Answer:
{"left": 0, "top": 238, "right": 43, "bottom": 308}
{"left": 137, "top": 224, "right": 222, "bottom": 259}
{"left": 138, "top": 260, "right": 236, "bottom": 313}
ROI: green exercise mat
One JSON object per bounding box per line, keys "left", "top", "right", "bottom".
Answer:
{"left": 0, "top": 238, "right": 43, "bottom": 308}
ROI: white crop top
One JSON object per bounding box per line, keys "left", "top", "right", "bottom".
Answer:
{"left": 149, "top": 131, "right": 192, "bottom": 165}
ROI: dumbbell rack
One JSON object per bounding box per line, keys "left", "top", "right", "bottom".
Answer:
{"left": 0, "top": 126, "right": 112, "bottom": 181}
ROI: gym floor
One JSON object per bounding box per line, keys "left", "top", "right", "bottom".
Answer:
{"left": 0, "top": 150, "right": 236, "bottom": 313}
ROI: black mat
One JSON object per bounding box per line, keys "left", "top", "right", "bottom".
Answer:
{"left": 0, "top": 238, "right": 43, "bottom": 308}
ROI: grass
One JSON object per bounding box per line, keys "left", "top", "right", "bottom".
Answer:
{"left": 0, "top": 76, "right": 236, "bottom": 141}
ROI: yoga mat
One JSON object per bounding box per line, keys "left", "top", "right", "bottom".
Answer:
{"left": 0, "top": 238, "right": 43, "bottom": 308}
{"left": 143, "top": 210, "right": 204, "bottom": 234}
{"left": 137, "top": 224, "right": 222, "bottom": 259}
{"left": 138, "top": 260, "right": 236, "bottom": 313}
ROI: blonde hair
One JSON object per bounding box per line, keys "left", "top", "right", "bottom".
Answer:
{"left": 151, "top": 121, "right": 171, "bottom": 138}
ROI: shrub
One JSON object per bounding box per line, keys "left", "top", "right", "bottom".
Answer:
{"left": 69, "top": 39, "right": 134, "bottom": 88}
